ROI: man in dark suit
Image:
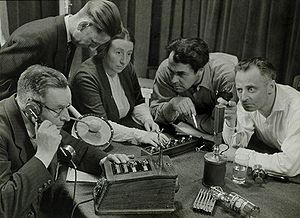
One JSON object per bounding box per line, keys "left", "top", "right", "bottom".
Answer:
{"left": 0, "top": 65, "right": 129, "bottom": 218}
{"left": 0, "top": 0, "right": 122, "bottom": 100}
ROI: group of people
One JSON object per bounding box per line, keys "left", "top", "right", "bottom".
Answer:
{"left": 0, "top": 0, "right": 299, "bottom": 217}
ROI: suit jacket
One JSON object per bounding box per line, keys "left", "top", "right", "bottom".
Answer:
{"left": 0, "top": 15, "right": 73, "bottom": 100}
{"left": 0, "top": 95, "right": 107, "bottom": 218}
{"left": 71, "top": 56, "right": 144, "bottom": 123}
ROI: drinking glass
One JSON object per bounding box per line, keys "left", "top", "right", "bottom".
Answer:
{"left": 232, "top": 155, "right": 249, "bottom": 184}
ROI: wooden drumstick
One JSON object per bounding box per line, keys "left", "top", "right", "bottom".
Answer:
{"left": 69, "top": 117, "right": 89, "bottom": 126}
{"left": 69, "top": 117, "right": 101, "bottom": 133}
{"left": 68, "top": 105, "right": 82, "bottom": 118}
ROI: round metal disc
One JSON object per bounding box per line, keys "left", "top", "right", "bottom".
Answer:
{"left": 74, "top": 114, "right": 113, "bottom": 150}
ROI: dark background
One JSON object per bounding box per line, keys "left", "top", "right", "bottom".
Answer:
{"left": 4, "top": 0, "right": 300, "bottom": 85}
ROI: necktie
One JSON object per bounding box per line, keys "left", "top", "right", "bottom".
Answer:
{"left": 65, "top": 42, "right": 76, "bottom": 75}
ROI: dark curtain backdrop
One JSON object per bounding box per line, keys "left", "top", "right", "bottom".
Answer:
{"left": 146, "top": 0, "right": 300, "bottom": 84}
{"left": 197, "top": 0, "right": 300, "bottom": 85}
{"left": 6, "top": 0, "right": 58, "bottom": 34}
{"left": 4, "top": 0, "right": 300, "bottom": 85}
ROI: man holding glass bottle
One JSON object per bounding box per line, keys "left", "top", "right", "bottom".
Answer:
{"left": 219, "top": 57, "right": 300, "bottom": 178}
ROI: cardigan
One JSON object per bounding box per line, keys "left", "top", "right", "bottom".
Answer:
{"left": 71, "top": 55, "right": 144, "bottom": 123}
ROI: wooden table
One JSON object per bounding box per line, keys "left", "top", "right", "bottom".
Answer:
{"left": 62, "top": 142, "right": 300, "bottom": 218}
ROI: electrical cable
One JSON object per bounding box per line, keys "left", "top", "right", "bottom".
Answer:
{"left": 219, "top": 144, "right": 229, "bottom": 155}
{"left": 70, "top": 160, "right": 77, "bottom": 203}
{"left": 288, "top": 180, "right": 300, "bottom": 185}
{"left": 70, "top": 197, "right": 93, "bottom": 218}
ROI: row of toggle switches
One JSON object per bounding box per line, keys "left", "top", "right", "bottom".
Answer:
{"left": 141, "top": 135, "right": 213, "bottom": 157}
{"left": 111, "top": 159, "right": 152, "bottom": 175}
{"left": 145, "top": 135, "right": 195, "bottom": 154}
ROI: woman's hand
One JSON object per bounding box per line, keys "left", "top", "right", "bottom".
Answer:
{"left": 144, "top": 119, "right": 160, "bottom": 132}
{"left": 138, "top": 132, "right": 170, "bottom": 148}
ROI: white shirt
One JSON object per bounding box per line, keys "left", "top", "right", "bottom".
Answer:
{"left": 223, "top": 84, "right": 300, "bottom": 176}
{"left": 107, "top": 73, "right": 130, "bottom": 118}
{"left": 64, "top": 15, "right": 72, "bottom": 43}
{"left": 78, "top": 73, "right": 153, "bottom": 145}
{"left": 106, "top": 72, "right": 153, "bottom": 125}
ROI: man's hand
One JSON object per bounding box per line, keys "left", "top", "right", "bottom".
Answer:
{"left": 100, "top": 154, "right": 130, "bottom": 165}
{"left": 34, "top": 120, "right": 62, "bottom": 167}
{"left": 144, "top": 119, "right": 160, "bottom": 132}
{"left": 217, "top": 97, "right": 237, "bottom": 128}
{"left": 138, "top": 132, "right": 170, "bottom": 148}
{"left": 220, "top": 144, "right": 237, "bottom": 162}
{"left": 169, "top": 96, "right": 196, "bottom": 117}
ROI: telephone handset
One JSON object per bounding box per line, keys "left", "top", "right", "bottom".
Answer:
{"left": 24, "top": 101, "right": 76, "bottom": 162}
{"left": 24, "top": 101, "right": 42, "bottom": 124}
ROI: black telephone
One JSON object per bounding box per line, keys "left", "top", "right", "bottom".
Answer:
{"left": 24, "top": 101, "right": 76, "bottom": 162}
{"left": 24, "top": 101, "right": 42, "bottom": 123}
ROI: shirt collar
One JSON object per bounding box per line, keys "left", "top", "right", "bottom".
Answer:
{"left": 64, "top": 15, "right": 72, "bottom": 43}
{"left": 271, "top": 84, "right": 286, "bottom": 112}
{"left": 194, "top": 60, "right": 214, "bottom": 92}
{"left": 105, "top": 71, "right": 118, "bottom": 79}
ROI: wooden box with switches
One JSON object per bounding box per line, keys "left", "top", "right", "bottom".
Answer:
{"left": 93, "top": 155, "right": 178, "bottom": 215}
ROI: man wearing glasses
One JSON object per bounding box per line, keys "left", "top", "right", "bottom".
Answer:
{"left": 0, "top": 65, "right": 129, "bottom": 217}
{"left": 0, "top": 0, "right": 122, "bottom": 100}
{"left": 29, "top": 99, "right": 72, "bottom": 127}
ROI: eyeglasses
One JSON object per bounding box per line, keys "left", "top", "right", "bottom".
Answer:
{"left": 32, "top": 100, "right": 71, "bottom": 117}
{"left": 42, "top": 103, "right": 71, "bottom": 117}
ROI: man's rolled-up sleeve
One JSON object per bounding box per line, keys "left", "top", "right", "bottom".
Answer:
{"left": 150, "top": 60, "right": 179, "bottom": 124}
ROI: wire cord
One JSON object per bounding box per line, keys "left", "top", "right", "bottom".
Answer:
{"left": 70, "top": 160, "right": 77, "bottom": 203}
{"left": 70, "top": 198, "right": 94, "bottom": 218}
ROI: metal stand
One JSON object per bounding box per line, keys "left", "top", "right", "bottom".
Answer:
{"left": 203, "top": 105, "right": 227, "bottom": 187}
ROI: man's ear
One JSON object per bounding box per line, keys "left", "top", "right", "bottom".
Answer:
{"left": 26, "top": 97, "right": 32, "bottom": 103}
{"left": 267, "top": 80, "right": 275, "bottom": 95}
{"left": 77, "top": 21, "right": 90, "bottom": 31}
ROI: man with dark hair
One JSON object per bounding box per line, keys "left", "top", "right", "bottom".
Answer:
{"left": 0, "top": 65, "right": 129, "bottom": 217}
{"left": 220, "top": 57, "right": 300, "bottom": 176}
{"left": 0, "top": 0, "right": 122, "bottom": 100}
{"left": 150, "top": 38, "right": 238, "bottom": 134}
